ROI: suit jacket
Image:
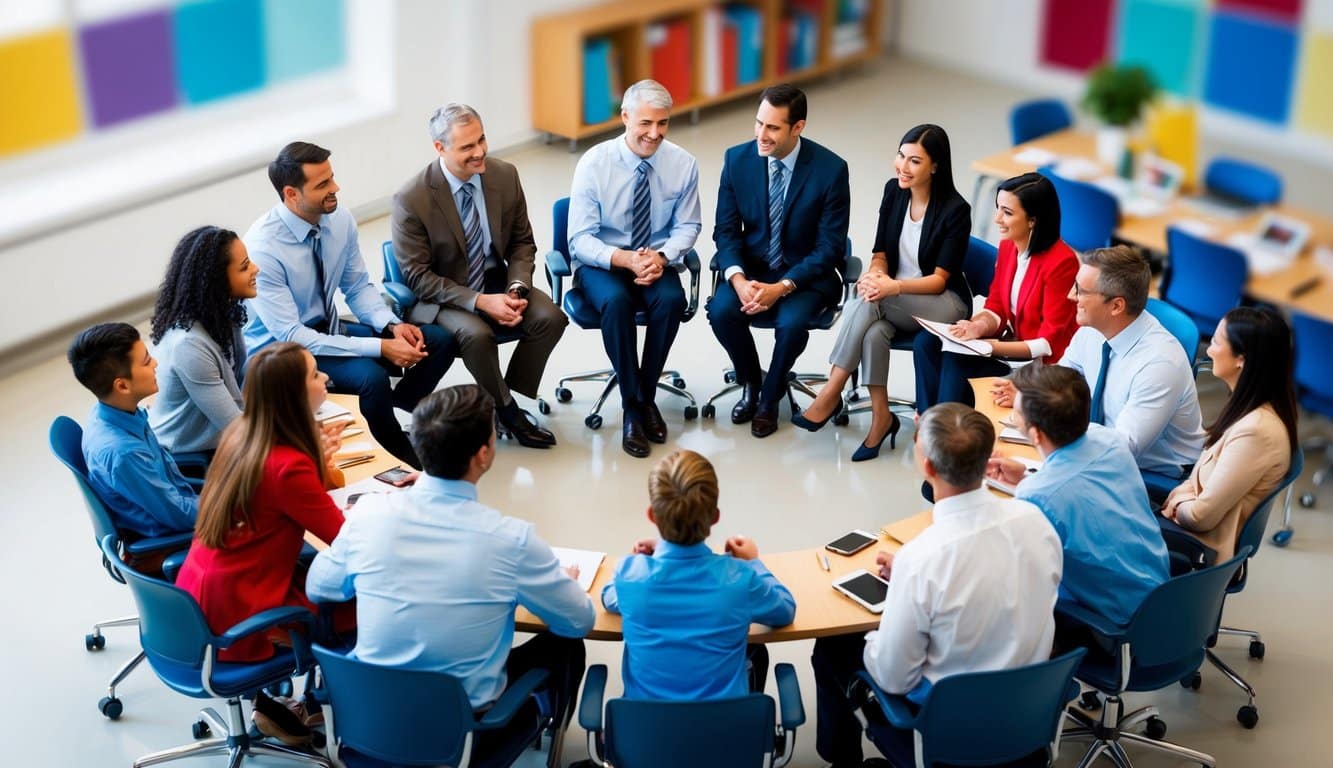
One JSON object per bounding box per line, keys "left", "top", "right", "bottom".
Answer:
{"left": 390, "top": 157, "right": 537, "bottom": 324}
{"left": 871, "top": 183, "right": 973, "bottom": 304}
{"left": 983, "top": 238, "right": 1079, "bottom": 362}
{"left": 713, "top": 138, "right": 850, "bottom": 303}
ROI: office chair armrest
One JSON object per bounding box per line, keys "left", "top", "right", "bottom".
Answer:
{"left": 577, "top": 663, "right": 609, "bottom": 733}
{"left": 682, "top": 249, "right": 702, "bottom": 321}
{"left": 773, "top": 662, "right": 806, "bottom": 729}
{"left": 544, "top": 249, "right": 571, "bottom": 304}
{"left": 124, "top": 531, "right": 194, "bottom": 556}
{"left": 853, "top": 671, "right": 919, "bottom": 730}
{"left": 844, "top": 255, "right": 863, "bottom": 284}
{"left": 1053, "top": 599, "right": 1128, "bottom": 643}
{"left": 214, "top": 606, "right": 315, "bottom": 650}
{"left": 382, "top": 281, "right": 418, "bottom": 317}
{"left": 477, "top": 668, "right": 550, "bottom": 730}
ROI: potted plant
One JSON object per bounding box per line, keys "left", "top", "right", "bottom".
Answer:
{"left": 1082, "top": 64, "right": 1158, "bottom": 168}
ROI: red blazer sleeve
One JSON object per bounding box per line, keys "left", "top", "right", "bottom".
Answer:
{"left": 271, "top": 448, "right": 345, "bottom": 545}
{"left": 983, "top": 240, "right": 1017, "bottom": 323}
{"left": 1030, "top": 241, "right": 1080, "bottom": 361}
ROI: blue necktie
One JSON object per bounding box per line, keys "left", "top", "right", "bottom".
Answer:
{"left": 458, "top": 183, "right": 487, "bottom": 291}
{"left": 631, "top": 160, "right": 651, "bottom": 250}
{"left": 308, "top": 228, "right": 340, "bottom": 336}
{"left": 767, "top": 159, "right": 786, "bottom": 270}
{"left": 1089, "top": 341, "right": 1112, "bottom": 425}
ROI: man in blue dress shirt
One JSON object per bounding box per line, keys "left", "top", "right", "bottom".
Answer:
{"left": 569, "top": 79, "right": 703, "bottom": 458}
{"left": 245, "top": 141, "right": 456, "bottom": 469}
{"left": 306, "top": 385, "right": 593, "bottom": 768}
{"left": 987, "top": 363, "right": 1169, "bottom": 634}
{"left": 602, "top": 449, "right": 795, "bottom": 700}
{"left": 68, "top": 323, "right": 198, "bottom": 546}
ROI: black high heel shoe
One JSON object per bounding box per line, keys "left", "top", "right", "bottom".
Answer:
{"left": 851, "top": 412, "right": 901, "bottom": 462}
{"left": 790, "top": 399, "right": 844, "bottom": 432}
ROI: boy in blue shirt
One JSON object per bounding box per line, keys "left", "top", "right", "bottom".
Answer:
{"left": 602, "top": 449, "right": 796, "bottom": 699}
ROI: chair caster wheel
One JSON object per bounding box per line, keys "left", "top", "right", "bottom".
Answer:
{"left": 673, "top": 377, "right": 686, "bottom": 389}
{"left": 723, "top": 371, "right": 737, "bottom": 384}
{"left": 1237, "top": 705, "right": 1259, "bottom": 729}
{"left": 701, "top": 404, "right": 716, "bottom": 420}
{"left": 1249, "top": 640, "right": 1265, "bottom": 660}
{"left": 585, "top": 414, "right": 603, "bottom": 430}
{"left": 1271, "top": 528, "right": 1293, "bottom": 547}
{"left": 684, "top": 406, "right": 699, "bottom": 421}
{"left": 99, "top": 696, "right": 123, "bottom": 720}
{"left": 1180, "top": 671, "right": 1202, "bottom": 690}
{"left": 193, "top": 719, "right": 211, "bottom": 739}
{"left": 538, "top": 400, "right": 551, "bottom": 415}
{"left": 1078, "top": 691, "right": 1101, "bottom": 710}
{"left": 1145, "top": 716, "right": 1167, "bottom": 740}
{"left": 1300, "top": 492, "right": 1316, "bottom": 508}
{"left": 833, "top": 413, "right": 850, "bottom": 427}
{"left": 86, "top": 633, "right": 105, "bottom": 651}
{"left": 555, "top": 387, "right": 573, "bottom": 403}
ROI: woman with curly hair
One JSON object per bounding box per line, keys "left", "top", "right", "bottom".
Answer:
{"left": 149, "top": 226, "right": 258, "bottom": 454}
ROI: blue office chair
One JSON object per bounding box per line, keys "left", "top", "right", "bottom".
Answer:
{"left": 1059, "top": 548, "right": 1250, "bottom": 767}
{"left": 1010, "top": 99, "right": 1074, "bottom": 146}
{"left": 1204, "top": 157, "right": 1283, "bottom": 207}
{"left": 99, "top": 534, "right": 329, "bottom": 768}
{"left": 1160, "top": 226, "right": 1248, "bottom": 341}
{"left": 380, "top": 240, "right": 550, "bottom": 418}
{"left": 576, "top": 662, "right": 805, "bottom": 768}
{"left": 1175, "top": 449, "right": 1302, "bottom": 729}
{"left": 311, "top": 644, "right": 551, "bottom": 768}
{"left": 850, "top": 649, "right": 1085, "bottom": 767}
{"left": 49, "top": 416, "right": 192, "bottom": 720}
{"left": 700, "top": 240, "right": 862, "bottom": 420}
{"left": 1042, "top": 166, "right": 1120, "bottom": 253}
{"left": 543, "top": 197, "right": 702, "bottom": 429}
{"left": 1288, "top": 311, "right": 1333, "bottom": 522}
{"left": 1145, "top": 297, "right": 1201, "bottom": 375}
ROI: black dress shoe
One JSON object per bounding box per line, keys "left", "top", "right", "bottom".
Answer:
{"left": 731, "top": 383, "right": 760, "bottom": 424}
{"left": 497, "top": 407, "right": 556, "bottom": 449}
{"left": 751, "top": 401, "right": 779, "bottom": 438}
{"left": 622, "top": 417, "right": 651, "bottom": 458}
{"left": 641, "top": 402, "right": 668, "bottom": 444}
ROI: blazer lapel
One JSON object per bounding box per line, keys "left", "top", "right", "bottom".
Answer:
{"left": 1014, "top": 251, "right": 1041, "bottom": 327}
{"left": 428, "top": 162, "right": 468, "bottom": 254}
{"left": 481, "top": 171, "right": 503, "bottom": 257}
{"left": 782, "top": 145, "right": 813, "bottom": 222}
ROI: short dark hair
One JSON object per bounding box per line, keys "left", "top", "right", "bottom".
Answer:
{"left": 996, "top": 172, "right": 1062, "bottom": 254}
{"left": 68, "top": 322, "right": 140, "bottom": 398}
{"left": 1080, "top": 245, "right": 1150, "bottom": 316}
{"left": 411, "top": 385, "right": 495, "bottom": 480}
{"left": 917, "top": 403, "right": 994, "bottom": 489}
{"left": 1011, "top": 363, "right": 1090, "bottom": 448}
{"left": 759, "top": 83, "right": 807, "bottom": 125}
{"left": 268, "top": 141, "right": 331, "bottom": 200}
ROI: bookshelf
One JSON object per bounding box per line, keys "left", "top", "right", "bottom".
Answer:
{"left": 531, "top": 0, "right": 883, "bottom": 149}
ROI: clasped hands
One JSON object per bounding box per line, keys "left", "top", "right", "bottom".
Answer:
{"left": 856, "top": 269, "right": 901, "bottom": 303}
{"left": 730, "top": 274, "right": 787, "bottom": 315}
{"left": 380, "top": 322, "right": 430, "bottom": 367}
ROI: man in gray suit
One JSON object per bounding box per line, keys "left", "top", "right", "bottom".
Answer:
{"left": 391, "top": 103, "right": 567, "bottom": 448}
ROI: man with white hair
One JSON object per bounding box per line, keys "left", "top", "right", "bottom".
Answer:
{"left": 568, "top": 79, "right": 702, "bottom": 458}
{"left": 392, "top": 103, "right": 566, "bottom": 449}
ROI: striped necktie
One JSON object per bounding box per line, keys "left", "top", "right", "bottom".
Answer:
{"left": 631, "top": 160, "right": 651, "bottom": 250}
{"left": 458, "top": 183, "right": 487, "bottom": 291}
{"left": 767, "top": 159, "right": 786, "bottom": 270}
{"left": 308, "top": 228, "right": 340, "bottom": 336}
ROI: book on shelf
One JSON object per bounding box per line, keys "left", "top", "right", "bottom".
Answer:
{"left": 724, "top": 5, "right": 764, "bottom": 86}
{"left": 648, "top": 19, "right": 693, "bottom": 105}
{"left": 582, "top": 37, "right": 616, "bottom": 125}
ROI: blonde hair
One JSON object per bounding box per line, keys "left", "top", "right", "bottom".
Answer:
{"left": 648, "top": 450, "right": 718, "bottom": 545}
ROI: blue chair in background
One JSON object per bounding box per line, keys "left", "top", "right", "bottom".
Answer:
{"left": 543, "top": 197, "right": 702, "bottom": 429}
{"left": 99, "top": 534, "right": 329, "bottom": 768}
{"left": 851, "top": 649, "right": 1085, "bottom": 768}
{"left": 50, "top": 416, "right": 192, "bottom": 720}
{"left": 1203, "top": 157, "right": 1283, "bottom": 207}
{"left": 1010, "top": 99, "right": 1074, "bottom": 146}
{"left": 1042, "top": 167, "right": 1120, "bottom": 253}
{"left": 1160, "top": 227, "right": 1248, "bottom": 341}
{"left": 311, "top": 644, "right": 551, "bottom": 768}
{"left": 1059, "top": 548, "right": 1250, "bottom": 767}
{"left": 1145, "top": 297, "right": 1202, "bottom": 375}
{"left": 576, "top": 662, "right": 805, "bottom": 768}
{"left": 1288, "top": 311, "right": 1333, "bottom": 522}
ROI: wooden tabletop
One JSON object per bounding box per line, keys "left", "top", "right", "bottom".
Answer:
{"left": 970, "top": 377, "right": 1042, "bottom": 464}
{"left": 971, "top": 129, "right": 1333, "bottom": 321}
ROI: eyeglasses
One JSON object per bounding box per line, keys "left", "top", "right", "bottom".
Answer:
{"left": 1072, "top": 283, "right": 1107, "bottom": 299}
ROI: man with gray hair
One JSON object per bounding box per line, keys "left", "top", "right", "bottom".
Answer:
{"left": 811, "top": 402, "right": 1062, "bottom": 768}
{"left": 568, "top": 79, "right": 702, "bottom": 458}
{"left": 391, "top": 103, "right": 566, "bottom": 449}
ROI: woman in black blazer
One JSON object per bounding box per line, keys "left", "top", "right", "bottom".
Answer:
{"left": 793, "top": 124, "right": 972, "bottom": 461}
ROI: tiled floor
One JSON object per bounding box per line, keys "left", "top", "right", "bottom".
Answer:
{"left": 5, "top": 55, "right": 1332, "bottom": 767}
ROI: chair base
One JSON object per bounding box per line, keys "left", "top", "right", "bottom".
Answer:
{"left": 134, "top": 699, "right": 329, "bottom": 768}
{"left": 1063, "top": 696, "right": 1215, "bottom": 767}
{"left": 557, "top": 369, "right": 697, "bottom": 429}
{"left": 86, "top": 615, "right": 143, "bottom": 719}
{"left": 702, "top": 368, "right": 822, "bottom": 418}
{"left": 1281, "top": 436, "right": 1331, "bottom": 543}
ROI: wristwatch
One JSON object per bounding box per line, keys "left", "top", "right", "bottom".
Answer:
{"left": 508, "top": 282, "right": 530, "bottom": 299}
{"left": 780, "top": 278, "right": 796, "bottom": 296}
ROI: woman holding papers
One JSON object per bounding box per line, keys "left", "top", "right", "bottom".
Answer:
{"left": 176, "top": 342, "right": 350, "bottom": 663}
{"left": 792, "top": 124, "right": 971, "bottom": 460}
{"left": 1160, "top": 307, "right": 1297, "bottom": 563}
{"left": 912, "top": 172, "right": 1079, "bottom": 411}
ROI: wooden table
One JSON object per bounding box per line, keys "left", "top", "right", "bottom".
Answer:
{"left": 971, "top": 129, "right": 1333, "bottom": 322}
{"left": 969, "top": 377, "right": 1042, "bottom": 464}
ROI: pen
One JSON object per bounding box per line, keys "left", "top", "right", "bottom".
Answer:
{"left": 1289, "top": 276, "right": 1321, "bottom": 298}
{"left": 820, "top": 554, "right": 831, "bottom": 572}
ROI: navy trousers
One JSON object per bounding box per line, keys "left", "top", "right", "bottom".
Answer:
{"left": 912, "top": 331, "right": 1013, "bottom": 413}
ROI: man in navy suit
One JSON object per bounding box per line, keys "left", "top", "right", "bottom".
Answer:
{"left": 710, "top": 84, "right": 851, "bottom": 438}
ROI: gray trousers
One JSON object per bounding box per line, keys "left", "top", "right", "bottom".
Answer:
{"left": 434, "top": 288, "right": 568, "bottom": 403}
{"left": 828, "top": 290, "right": 968, "bottom": 386}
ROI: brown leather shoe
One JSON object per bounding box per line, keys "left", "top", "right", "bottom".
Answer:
{"left": 751, "top": 401, "right": 779, "bottom": 438}
{"left": 642, "top": 402, "right": 668, "bottom": 444}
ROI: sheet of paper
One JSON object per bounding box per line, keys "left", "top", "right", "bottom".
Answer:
{"left": 998, "top": 426, "right": 1034, "bottom": 445}
{"left": 1226, "top": 233, "right": 1296, "bottom": 276}
{"left": 914, "top": 316, "right": 992, "bottom": 357}
{"left": 315, "top": 400, "right": 352, "bottom": 421}
{"left": 1052, "top": 157, "right": 1102, "bottom": 181}
{"left": 1013, "top": 146, "right": 1058, "bottom": 166}
{"left": 550, "top": 546, "right": 605, "bottom": 592}
{"left": 327, "top": 476, "right": 406, "bottom": 512}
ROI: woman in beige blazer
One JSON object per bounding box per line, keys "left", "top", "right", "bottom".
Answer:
{"left": 1162, "top": 307, "right": 1298, "bottom": 562}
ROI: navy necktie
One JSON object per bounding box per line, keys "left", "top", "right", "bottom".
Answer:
{"left": 308, "top": 228, "right": 340, "bottom": 336}
{"left": 1089, "top": 341, "right": 1112, "bottom": 425}
{"left": 631, "top": 160, "right": 651, "bottom": 250}
{"left": 767, "top": 159, "right": 787, "bottom": 270}
{"left": 458, "top": 184, "right": 487, "bottom": 291}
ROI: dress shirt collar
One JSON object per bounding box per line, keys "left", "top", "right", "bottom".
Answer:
{"left": 762, "top": 138, "right": 801, "bottom": 175}
{"left": 95, "top": 401, "right": 150, "bottom": 438}
{"left": 616, "top": 134, "right": 659, "bottom": 171}
{"left": 931, "top": 486, "right": 995, "bottom": 524}
{"left": 1105, "top": 310, "right": 1154, "bottom": 354}
{"left": 275, "top": 203, "right": 326, "bottom": 243}
{"left": 653, "top": 540, "right": 712, "bottom": 559}
{"left": 412, "top": 472, "right": 479, "bottom": 502}
{"left": 440, "top": 159, "right": 483, "bottom": 198}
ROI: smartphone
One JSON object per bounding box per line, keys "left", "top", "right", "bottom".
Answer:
{"left": 825, "top": 529, "right": 877, "bottom": 556}
{"left": 346, "top": 492, "right": 367, "bottom": 508}
{"left": 373, "top": 466, "right": 414, "bottom": 487}
{"left": 832, "top": 569, "right": 890, "bottom": 613}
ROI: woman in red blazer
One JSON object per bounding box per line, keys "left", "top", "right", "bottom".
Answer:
{"left": 913, "top": 172, "right": 1079, "bottom": 410}
{"left": 176, "top": 341, "right": 347, "bottom": 662}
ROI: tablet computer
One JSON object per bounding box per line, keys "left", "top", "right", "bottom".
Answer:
{"left": 832, "top": 569, "right": 890, "bottom": 613}
{"left": 1253, "top": 213, "right": 1310, "bottom": 259}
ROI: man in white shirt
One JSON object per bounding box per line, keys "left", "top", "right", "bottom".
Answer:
{"left": 811, "top": 403, "right": 1063, "bottom": 768}
{"left": 991, "top": 245, "right": 1204, "bottom": 480}
{"left": 307, "top": 385, "right": 594, "bottom": 768}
